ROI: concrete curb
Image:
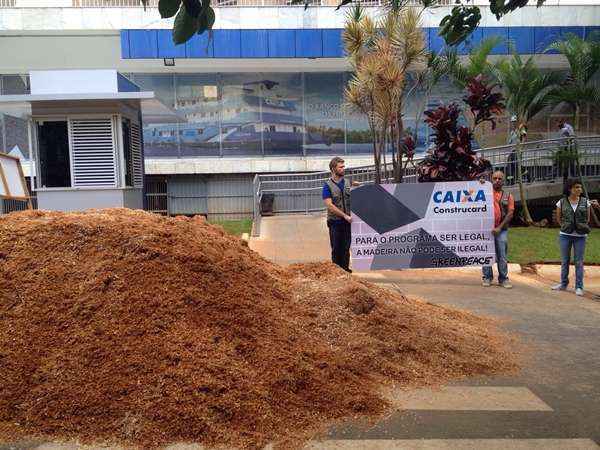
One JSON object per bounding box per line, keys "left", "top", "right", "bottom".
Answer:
{"left": 519, "top": 263, "right": 600, "bottom": 277}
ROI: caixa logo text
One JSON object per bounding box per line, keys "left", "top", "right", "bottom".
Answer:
{"left": 433, "top": 189, "right": 486, "bottom": 203}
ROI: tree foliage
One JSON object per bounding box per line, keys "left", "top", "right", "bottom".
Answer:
{"left": 438, "top": 5, "right": 481, "bottom": 47}
{"left": 493, "top": 50, "right": 560, "bottom": 126}
{"left": 546, "top": 33, "right": 600, "bottom": 130}
{"left": 417, "top": 76, "right": 503, "bottom": 182}
{"left": 141, "top": 0, "right": 215, "bottom": 44}
{"left": 343, "top": 2, "right": 427, "bottom": 184}
{"left": 141, "top": 0, "right": 546, "bottom": 47}
{"left": 441, "top": 0, "right": 545, "bottom": 45}
{"left": 463, "top": 74, "right": 505, "bottom": 129}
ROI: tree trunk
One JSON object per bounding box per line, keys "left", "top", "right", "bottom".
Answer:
{"left": 372, "top": 139, "right": 381, "bottom": 185}
{"left": 516, "top": 136, "right": 534, "bottom": 225}
{"left": 394, "top": 117, "right": 404, "bottom": 182}
{"left": 390, "top": 125, "right": 397, "bottom": 182}
{"left": 382, "top": 130, "right": 388, "bottom": 183}
{"left": 374, "top": 151, "right": 381, "bottom": 184}
{"left": 369, "top": 119, "right": 381, "bottom": 185}
{"left": 572, "top": 136, "right": 599, "bottom": 226}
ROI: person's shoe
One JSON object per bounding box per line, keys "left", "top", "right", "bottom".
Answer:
{"left": 482, "top": 279, "right": 491, "bottom": 287}
{"left": 576, "top": 288, "right": 584, "bottom": 296}
{"left": 552, "top": 284, "right": 567, "bottom": 291}
{"left": 500, "top": 281, "right": 513, "bottom": 289}
{"left": 345, "top": 268, "right": 353, "bottom": 274}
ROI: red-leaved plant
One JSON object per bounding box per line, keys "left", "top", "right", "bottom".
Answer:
{"left": 463, "top": 74, "right": 505, "bottom": 129}
{"left": 417, "top": 75, "right": 503, "bottom": 182}
{"left": 400, "top": 134, "right": 416, "bottom": 160}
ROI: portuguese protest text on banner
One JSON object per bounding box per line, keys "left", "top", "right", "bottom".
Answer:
{"left": 350, "top": 181, "right": 496, "bottom": 271}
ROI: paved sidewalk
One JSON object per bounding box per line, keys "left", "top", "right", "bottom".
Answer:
{"left": 249, "top": 213, "right": 330, "bottom": 265}
{"left": 248, "top": 214, "right": 600, "bottom": 448}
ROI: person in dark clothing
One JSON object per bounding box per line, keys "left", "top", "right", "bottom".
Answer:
{"left": 556, "top": 121, "right": 578, "bottom": 182}
{"left": 322, "top": 157, "right": 354, "bottom": 273}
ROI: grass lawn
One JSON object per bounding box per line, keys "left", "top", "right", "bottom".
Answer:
{"left": 508, "top": 228, "right": 600, "bottom": 264}
{"left": 206, "top": 220, "right": 600, "bottom": 263}
{"left": 209, "top": 218, "right": 253, "bottom": 237}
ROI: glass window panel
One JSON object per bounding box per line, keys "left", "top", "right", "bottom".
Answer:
{"left": 403, "top": 75, "right": 430, "bottom": 155}
{"left": 130, "top": 74, "right": 179, "bottom": 158}
{"left": 259, "top": 73, "right": 303, "bottom": 157}
{"left": 2, "top": 75, "right": 30, "bottom": 95}
{"left": 2, "top": 113, "right": 31, "bottom": 160}
{"left": 304, "top": 72, "right": 345, "bottom": 156}
{"left": 344, "top": 72, "right": 372, "bottom": 155}
{"left": 175, "top": 74, "right": 221, "bottom": 157}
{"left": 220, "top": 73, "right": 265, "bottom": 156}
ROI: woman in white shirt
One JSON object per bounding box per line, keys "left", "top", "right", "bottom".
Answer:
{"left": 552, "top": 178, "right": 591, "bottom": 296}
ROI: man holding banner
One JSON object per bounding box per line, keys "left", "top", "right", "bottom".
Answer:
{"left": 323, "top": 157, "right": 353, "bottom": 273}
{"left": 482, "top": 171, "right": 514, "bottom": 288}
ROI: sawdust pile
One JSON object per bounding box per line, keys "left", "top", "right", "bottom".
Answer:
{"left": 0, "top": 209, "right": 518, "bottom": 449}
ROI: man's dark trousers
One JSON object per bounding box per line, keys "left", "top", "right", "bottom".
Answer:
{"left": 328, "top": 220, "right": 351, "bottom": 271}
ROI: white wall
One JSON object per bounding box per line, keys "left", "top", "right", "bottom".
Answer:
{"left": 145, "top": 156, "right": 374, "bottom": 175}
{"left": 0, "top": 4, "right": 599, "bottom": 30}
{"left": 0, "top": 31, "right": 353, "bottom": 73}
{"left": 36, "top": 187, "right": 143, "bottom": 211}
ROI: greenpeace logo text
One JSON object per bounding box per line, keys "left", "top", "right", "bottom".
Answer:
{"left": 433, "top": 189, "right": 486, "bottom": 204}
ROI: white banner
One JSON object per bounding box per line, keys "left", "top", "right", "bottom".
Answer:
{"left": 350, "top": 181, "right": 496, "bottom": 271}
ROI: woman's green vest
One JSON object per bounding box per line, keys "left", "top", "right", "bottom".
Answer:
{"left": 559, "top": 196, "right": 588, "bottom": 234}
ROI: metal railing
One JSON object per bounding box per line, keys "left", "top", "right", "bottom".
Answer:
{"left": 0, "top": 0, "right": 448, "bottom": 7}
{"left": 2, "top": 197, "right": 37, "bottom": 213}
{"left": 0, "top": 0, "right": 592, "bottom": 7}
{"left": 145, "top": 175, "right": 168, "bottom": 215}
{"left": 213, "top": 0, "right": 446, "bottom": 6}
{"left": 217, "top": 0, "right": 322, "bottom": 6}
{"left": 71, "top": 0, "right": 158, "bottom": 6}
{"left": 251, "top": 135, "right": 600, "bottom": 236}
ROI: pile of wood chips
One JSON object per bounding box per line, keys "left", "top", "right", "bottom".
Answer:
{"left": 0, "top": 209, "right": 518, "bottom": 449}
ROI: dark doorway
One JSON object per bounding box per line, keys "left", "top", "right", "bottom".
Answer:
{"left": 122, "top": 118, "right": 133, "bottom": 187}
{"left": 37, "top": 121, "right": 71, "bottom": 188}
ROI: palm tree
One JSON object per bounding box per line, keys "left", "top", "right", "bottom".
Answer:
{"left": 547, "top": 33, "right": 600, "bottom": 132}
{"left": 494, "top": 52, "right": 562, "bottom": 224}
{"left": 444, "top": 36, "right": 503, "bottom": 89}
{"left": 547, "top": 34, "right": 600, "bottom": 217}
{"left": 343, "top": 3, "right": 427, "bottom": 184}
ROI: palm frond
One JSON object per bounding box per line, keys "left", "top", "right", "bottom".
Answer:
{"left": 382, "top": 0, "right": 411, "bottom": 14}
{"left": 395, "top": 7, "right": 426, "bottom": 70}
{"left": 466, "top": 35, "right": 502, "bottom": 79}
{"left": 348, "top": 2, "right": 364, "bottom": 22}
{"left": 343, "top": 19, "right": 365, "bottom": 58}
{"left": 546, "top": 33, "right": 600, "bottom": 116}
{"left": 495, "top": 51, "right": 561, "bottom": 124}
{"left": 444, "top": 47, "right": 469, "bottom": 87}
